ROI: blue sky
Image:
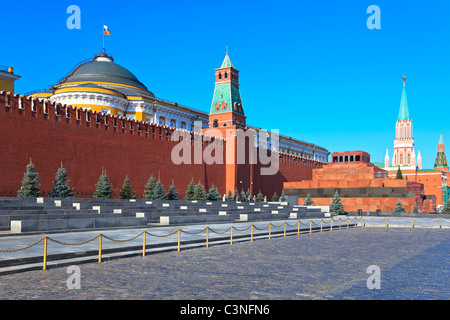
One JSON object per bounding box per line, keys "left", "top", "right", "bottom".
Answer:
{"left": 2, "top": 0, "right": 449, "bottom": 168}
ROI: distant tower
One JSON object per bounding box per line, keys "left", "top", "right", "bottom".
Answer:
{"left": 384, "top": 149, "right": 390, "bottom": 168}
{"left": 392, "top": 77, "right": 415, "bottom": 169}
{"left": 434, "top": 133, "right": 448, "bottom": 172}
{"left": 417, "top": 150, "right": 422, "bottom": 170}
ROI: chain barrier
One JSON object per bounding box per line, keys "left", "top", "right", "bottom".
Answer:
{"left": 2, "top": 216, "right": 449, "bottom": 271}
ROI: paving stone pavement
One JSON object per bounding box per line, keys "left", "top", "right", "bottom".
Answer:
{"left": 0, "top": 227, "right": 448, "bottom": 301}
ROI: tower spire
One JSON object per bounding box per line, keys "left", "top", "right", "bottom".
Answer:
{"left": 398, "top": 77, "right": 410, "bottom": 120}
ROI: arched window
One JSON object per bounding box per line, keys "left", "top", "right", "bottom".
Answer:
{"left": 224, "top": 72, "right": 228, "bottom": 79}
{"left": 213, "top": 119, "right": 218, "bottom": 128}
{"left": 218, "top": 73, "right": 222, "bottom": 80}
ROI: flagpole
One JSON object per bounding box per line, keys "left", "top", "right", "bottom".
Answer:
{"left": 102, "top": 21, "right": 105, "bottom": 53}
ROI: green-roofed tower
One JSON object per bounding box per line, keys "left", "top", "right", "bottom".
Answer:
{"left": 434, "top": 133, "right": 448, "bottom": 170}
{"left": 208, "top": 52, "right": 246, "bottom": 129}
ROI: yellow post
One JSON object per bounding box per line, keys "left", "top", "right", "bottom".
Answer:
{"left": 283, "top": 222, "right": 286, "bottom": 237}
{"left": 354, "top": 217, "right": 357, "bottom": 228}
{"left": 251, "top": 224, "right": 254, "bottom": 242}
{"left": 347, "top": 217, "right": 349, "bottom": 229}
{"left": 330, "top": 218, "right": 333, "bottom": 231}
{"left": 297, "top": 220, "right": 300, "bottom": 235}
{"left": 98, "top": 234, "right": 102, "bottom": 263}
{"left": 320, "top": 219, "right": 323, "bottom": 232}
{"left": 385, "top": 217, "right": 387, "bottom": 228}
{"left": 439, "top": 217, "right": 441, "bottom": 229}
{"left": 42, "top": 237, "right": 48, "bottom": 271}
{"left": 142, "top": 231, "right": 146, "bottom": 257}
{"left": 309, "top": 220, "right": 312, "bottom": 233}
{"left": 339, "top": 218, "right": 341, "bottom": 230}
{"left": 206, "top": 227, "right": 209, "bottom": 248}
{"left": 411, "top": 217, "right": 414, "bottom": 228}
{"left": 230, "top": 227, "right": 233, "bottom": 245}
{"left": 361, "top": 216, "right": 364, "bottom": 227}
{"left": 177, "top": 229, "right": 181, "bottom": 252}
{"left": 269, "top": 223, "right": 272, "bottom": 239}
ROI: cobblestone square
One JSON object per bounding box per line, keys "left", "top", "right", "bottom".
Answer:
{"left": 0, "top": 227, "right": 448, "bottom": 301}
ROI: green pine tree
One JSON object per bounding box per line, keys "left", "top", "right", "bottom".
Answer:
{"left": 303, "top": 193, "right": 315, "bottom": 206}
{"left": 119, "top": 176, "right": 136, "bottom": 199}
{"left": 240, "top": 190, "right": 246, "bottom": 202}
{"left": 143, "top": 175, "right": 156, "bottom": 200}
{"left": 271, "top": 192, "right": 279, "bottom": 202}
{"left": 246, "top": 189, "right": 251, "bottom": 202}
{"left": 226, "top": 190, "right": 234, "bottom": 202}
{"left": 234, "top": 188, "right": 239, "bottom": 201}
{"left": 412, "top": 204, "right": 420, "bottom": 213}
{"left": 279, "top": 191, "right": 286, "bottom": 202}
{"left": 50, "top": 163, "right": 73, "bottom": 198}
{"left": 256, "top": 191, "right": 264, "bottom": 202}
{"left": 17, "top": 159, "right": 41, "bottom": 198}
{"left": 152, "top": 180, "right": 166, "bottom": 200}
{"left": 166, "top": 182, "right": 180, "bottom": 200}
{"left": 393, "top": 199, "right": 406, "bottom": 213}
{"left": 184, "top": 179, "right": 196, "bottom": 200}
{"left": 93, "top": 170, "right": 113, "bottom": 199}
{"left": 442, "top": 199, "right": 450, "bottom": 214}
{"left": 330, "top": 191, "right": 345, "bottom": 215}
{"left": 206, "top": 184, "right": 221, "bottom": 201}
{"left": 396, "top": 166, "right": 403, "bottom": 179}
{"left": 194, "top": 182, "right": 207, "bottom": 201}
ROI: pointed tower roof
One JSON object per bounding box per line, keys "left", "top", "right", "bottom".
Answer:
{"left": 398, "top": 77, "right": 410, "bottom": 121}
{"left": 439, "top": 132, "right": 444, "bottom": 144}
{"left": 220, "top": 52, "right": 234, "bottom": 68}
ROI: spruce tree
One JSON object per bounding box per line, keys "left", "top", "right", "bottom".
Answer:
{"left": 412, "top": 205, "right": 420, "bottom": 214}
{"left": 256, "top": 191, "right": 264, "bottom": 202}
{"left": 330, "top": 191, "right": 345, "bottom": 215}
{"left": 234, "top": 189, "right": 239, "bottom": 201}
{"left": 396, "top": 166, "right": 403, "bottom": 179}
{"left": 143, "top": 175, "right": 156, "bottom": 200}
{"left": 206, "top": 184, "right": 221, "bottom": 201}
{"left": 226, "top": 190, "right": 234, "bottom": 202}
{"left": 166, "top": 182, "right": 180, "bottom": 200}
{"left": 50, "top": 163, "right": 73, "bottom": 198}
{"left": 279, "top": 191, "right": 286, "bottom": 202}
{"left": 17, "top": 159, "right": 41, "bottom": 198}
{"left": 246, "top": 189, "right": 251, "bottom": 202}
{"left": 194, "top": 182, "right": 207, "bottom": 201}
{"left": 93, "top": 171, "right": 113, "bottom": 199}
{"left": 442, "top": 199, "right": 450, "bottom": 214}
{"left": 119, "top": 176, "right": 136, "bottom": 199}
{"left": 152, "top": 180, "right": 166, "bottom": 200}
{"left": 240, "top": 190, "right": 246, "bottom": 202}
{"left": 303, "top": 193, "right": 315, "bottom": 206}
{"left": 393, "top": 199, "right": 406, "bottom": 213}
{"left": 184, "top": 179, "right": 196, "bottom": 200}
{"left": 271, "top": 192, "right": 279, "bottom": 202}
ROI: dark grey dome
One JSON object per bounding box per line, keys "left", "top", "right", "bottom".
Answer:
{"left": 59, "top": 54, "right": 148, "bottom": 91}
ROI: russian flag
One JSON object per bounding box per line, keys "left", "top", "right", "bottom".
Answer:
{"left": 103, "top": 25, "right": 111, "bottom": 35}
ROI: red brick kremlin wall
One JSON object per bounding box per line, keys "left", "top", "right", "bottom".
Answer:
{"left": 0, "top": 92, "right": 323, "bottom": 198}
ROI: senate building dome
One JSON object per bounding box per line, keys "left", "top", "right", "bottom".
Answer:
{"left": 29, "top": 52, "right": 209, "bottom": 130}
{"left": 56, "top": 54, "right": 151, "bottom": 95}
